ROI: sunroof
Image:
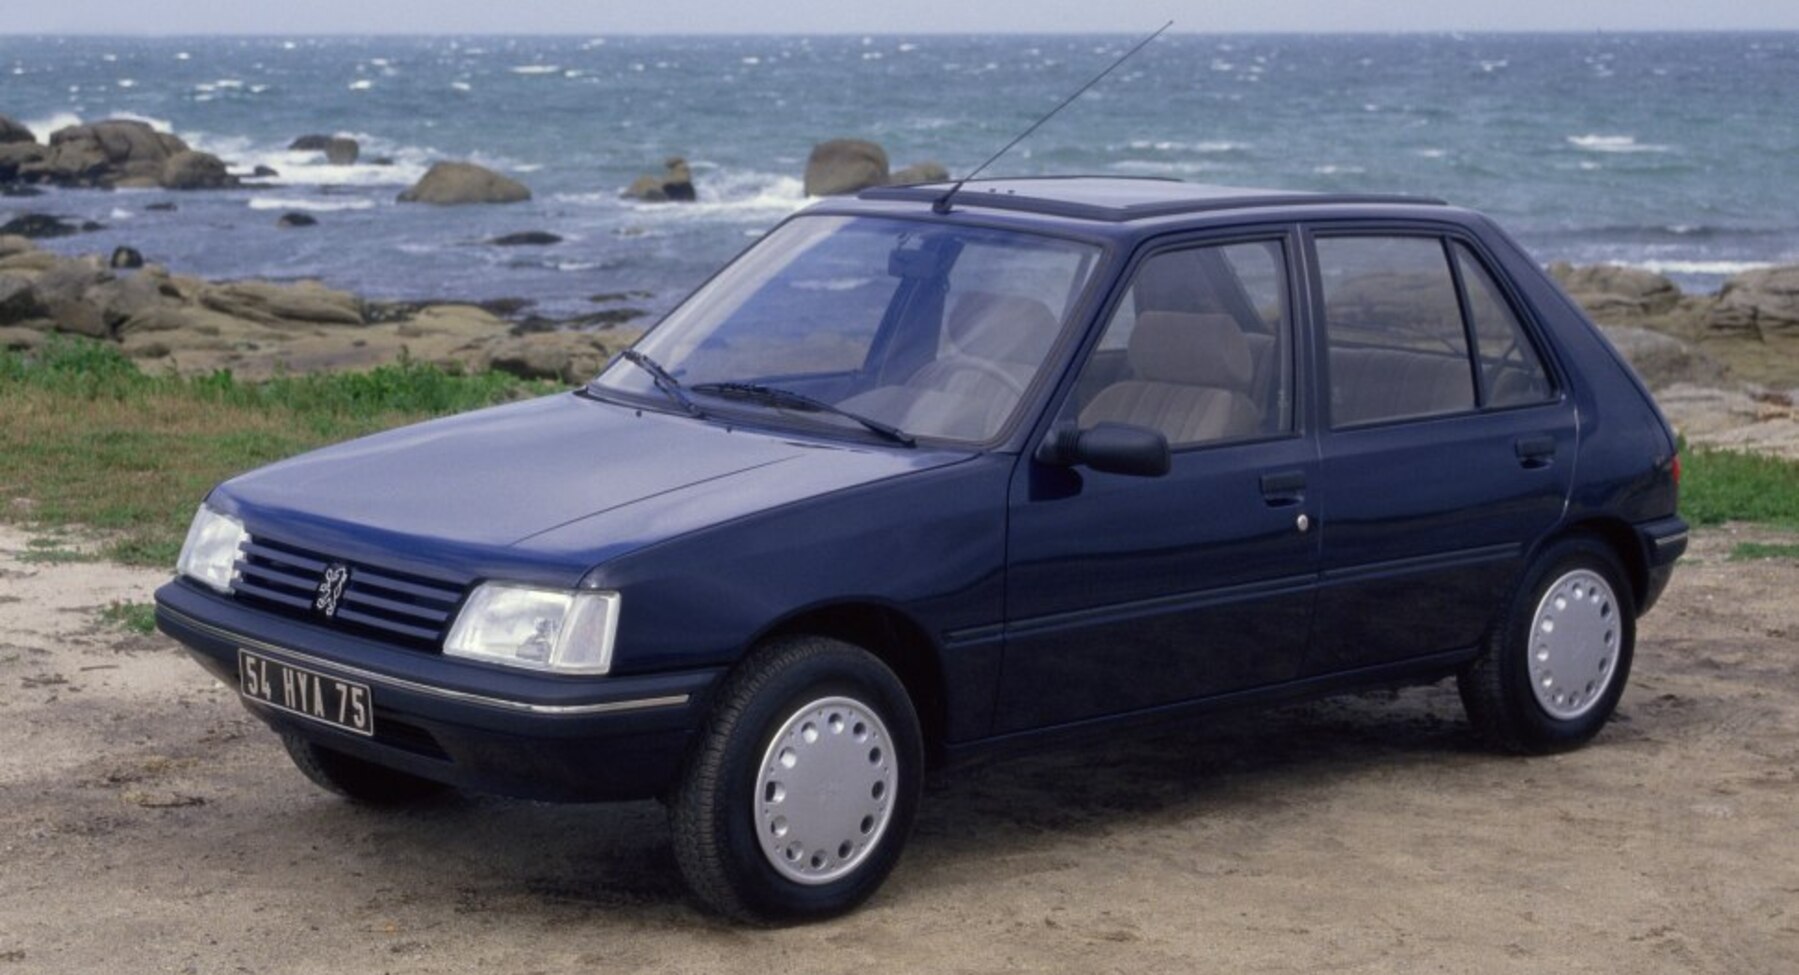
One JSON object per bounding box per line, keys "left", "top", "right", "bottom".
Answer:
{"left": 860, "top": 176, "right": 1445, "bottom": 222}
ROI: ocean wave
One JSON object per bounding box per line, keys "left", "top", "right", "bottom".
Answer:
{"left": 510, "top": 65, "right": 562, "bottom": 75}
{"left": 1108, "top": 159, "right": 1227, "bottom": 176}
{"left": 1122, "top": 139, "right": 1250, "bottom": 154}
{"left": 247, "top": 196, "right": 378, "bottom": 212}
{"left": 1627, "top": 259, "right": 1773, "bottom": 277}
{"left": 1567, "top": 134, "right": 1671, "bottom": 154}
{"left": 561, "top": 170, "right": 808, "bottom": 218}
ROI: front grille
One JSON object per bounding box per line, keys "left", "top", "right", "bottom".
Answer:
{"left": 232, "top": 536, "right": 465, "bottom": 650}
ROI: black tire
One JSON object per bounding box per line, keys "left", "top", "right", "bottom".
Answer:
{"left": 280, "top": 734, "right": 450, "bottom": 806}
{"left": 668, "top": 635, "right": 923, "bottom": 923}
{"left": 1459, "top": 536, "right": 1637, "bottom": 754}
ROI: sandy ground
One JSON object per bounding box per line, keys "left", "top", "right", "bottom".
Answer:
{"left": 1, "top": 523, "right": 1796, "bottom": 975}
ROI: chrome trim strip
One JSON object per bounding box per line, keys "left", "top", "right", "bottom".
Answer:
{"left": 161, "top": 606, "right": 690, "bottom": 717}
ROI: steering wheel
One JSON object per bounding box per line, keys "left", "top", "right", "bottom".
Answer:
{"left": 925, "top": 356, "right": 1028, "bottom": 398}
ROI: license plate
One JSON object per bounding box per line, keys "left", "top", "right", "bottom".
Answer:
{"left": 238, "top": 649, "right": 375, "bottom": 737}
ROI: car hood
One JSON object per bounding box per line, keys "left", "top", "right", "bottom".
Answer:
{"left": 212, "top": 392, "right": 971, "bottom": 586}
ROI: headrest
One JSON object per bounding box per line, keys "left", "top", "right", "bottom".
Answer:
{"left": 946, "top": 291, "right": 1060, "bottom": 363}
{"left": 1127, "top": 312, "right": 1255, "bottom": 389}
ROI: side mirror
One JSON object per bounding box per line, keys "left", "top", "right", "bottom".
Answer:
{"left": 1036, "top": 422, "right": 1171, "bottom": 478}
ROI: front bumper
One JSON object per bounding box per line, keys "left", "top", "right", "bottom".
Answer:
{"left": 156, "top": 579, "right": 723, "bottom": 802}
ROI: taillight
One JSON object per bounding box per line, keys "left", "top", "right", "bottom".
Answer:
{"left": 1670, "top": 453, "right": 1682, "bottom": 487}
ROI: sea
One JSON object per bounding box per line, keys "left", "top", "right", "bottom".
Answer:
{"left": 2, "top": 33, "right": 1796, "bottom": 321}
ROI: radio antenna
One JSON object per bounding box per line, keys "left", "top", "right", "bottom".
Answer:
{"left": 933, "top": 21, "right": 1173, "bottom": 215}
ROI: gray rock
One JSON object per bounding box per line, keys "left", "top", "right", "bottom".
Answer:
{"left": 1548, "top": 262, "right": 1682, "bottom": 319}
{"left": 396, "top": 161, "right": 531, "bottom": 205}
{"left": 0, "top": 235, "right": 35, "bottom": 258}
{"left": 325, "top": 137, "right": 360, "bottom": 166}
{"left": 490, "top": 231, "right": 562, "bottom": 246}
{"left": 0, "top": 115, "right": 35, "bottom": 145}
{"left": 1708, "top": 265, "right": 1799, "bottom": 336}
{"left": 804, "top": 139, "right": 889, "bottom": 196}
{"left": 621, "top": 157, "right": 697, "bottom": 203}
{"left": 276, "top": 212, "right": 319, "bottom": 228}
{"left": 110, "top": 246, "right": 145, "bottom": 269}
{"left": 144, "top": 202, "right": 178, "bottom": 212}
{"left": 0, "top": 141, "right": 48, "bottom": 182}
{"left": 1599, "top": 325, "right": 1730, "bottom": 390}
{"left": 288, "top": 134, "right": 333, "bottom": 151}
{"left": 888, "top": 161, "right": 950, "bottom": 185}
{"left": 161, "top": 151, "right": 236, "bottom": 190}
{"left": 38, "top": 119, "right": 190, "bottom": 188}
{"left": 0, "top": 273, "right": 46, "bottom": 324}
{"left": 0, "top": 214, "right": 83, "bottom": 239}
{"left": 251, "top": 165, "right": 280, "bottom": 178}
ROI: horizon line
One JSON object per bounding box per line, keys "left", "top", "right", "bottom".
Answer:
{"left": 3, "top": 27, "right": 1799, "bottom": 38}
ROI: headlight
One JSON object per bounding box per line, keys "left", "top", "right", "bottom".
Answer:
{"left": 176, "top": 504, "right": 247, "bottom": 593}
{"left": 443, "top": 583, "right": 620, "bottom": 674}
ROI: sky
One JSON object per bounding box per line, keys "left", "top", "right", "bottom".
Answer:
{"left": 3, "top": 0, "right": 1798, "bottom": 34}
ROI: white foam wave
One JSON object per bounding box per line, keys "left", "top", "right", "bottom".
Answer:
{"left": 348, "top": 79, "right": 374, "bottom": 91}
{"left": 1313, "top": 164, "right": 1366, "bottom": 175}
{"left": 19, "top": 110, "right": 173, "bottom": 138}
{"left": 510, "top": 65, "right": 561, "bottom": 75}
{"left": 1123, "top": 139, "right": 1250, "bottom": 154}
{"left": 1567, "top": 134, "right": 1671, "bottom": 154}
{"left": 1627, "top": 260, "right": 1773, "bottom": 277}
{"left": 247, "top": 196, "right": 378, "bottom": 212}
{"left": 561, "top": 170, "right": 807, "bottom": 218}
{"left": 1109, "top": 159, "right": 1226, "bottom": 176}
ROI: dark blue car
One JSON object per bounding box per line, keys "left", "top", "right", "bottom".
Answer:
{"left": 156, "top": 177, "right": 1686, "bottom": 921}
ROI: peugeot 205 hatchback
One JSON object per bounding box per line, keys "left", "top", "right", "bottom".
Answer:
{"left": 156, "top": 177, "right": 1687, "bottom": 921}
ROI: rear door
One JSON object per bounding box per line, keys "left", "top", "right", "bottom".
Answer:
{"left": 1303, "top": 227, "right": 1576, "bottom": 675}
{"left": 997, "top": 231, "right": 1323, "bottom": 733}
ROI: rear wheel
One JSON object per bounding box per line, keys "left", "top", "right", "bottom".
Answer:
{"left": 668, "top": 636, "right": 922, "bottom": 922}
{"left": 1459, "top": 536, "right": 1636, "bottom": 753}
{"left": 280, "top": 734, "right": 449, "bottom": 805}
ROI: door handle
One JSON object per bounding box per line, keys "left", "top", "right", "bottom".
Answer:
{"left": 1514, "top": 436, "right": 1557, "bottom": 469}
{"left": 1260, "top": 470, "right": 1306, "bottom": 505}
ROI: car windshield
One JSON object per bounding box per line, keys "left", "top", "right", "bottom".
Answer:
{"left": 591, "top": 215, "right": 1103, "bottom": 444}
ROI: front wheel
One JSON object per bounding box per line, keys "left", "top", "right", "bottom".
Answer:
{"left": 668, "top": 636, "right": 922, "bottom": 922}
{"left": 1459, "top": 537, "right": 1637, "bottom": 754}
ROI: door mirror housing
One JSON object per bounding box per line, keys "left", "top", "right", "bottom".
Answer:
{"left": 1036, "top": 423, "right": 1172, "bottom": 477}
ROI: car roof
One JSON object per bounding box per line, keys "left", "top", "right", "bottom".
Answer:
{"left": 859, "top": 176, "right": 1447, "bottom": 224}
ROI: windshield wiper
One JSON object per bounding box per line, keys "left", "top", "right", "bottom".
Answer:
{"left": 689, "top": 382, "right": 916, "bottom": 447}
{"left": 616, "top": 349, "right": 701, "bottom": 416}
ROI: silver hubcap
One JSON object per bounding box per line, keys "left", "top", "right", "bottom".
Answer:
{"left": 1528, "top": 568, "right": 1621, "bottom": 720}
{"left": 755, "top": 696, "right": 896, "bottom": 886}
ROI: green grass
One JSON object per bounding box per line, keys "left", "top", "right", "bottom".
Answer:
{"left": 1729, "top": 542, "right": 1799, "bottom": 562}
{"left": 98, "top": 600, "right": 158, "bottom": 635}
{"left": 1, "top": 337, "right": 559, "bottom": 566}
{"left": 1679, "top": 445, "right": 1799, "bottom": 530}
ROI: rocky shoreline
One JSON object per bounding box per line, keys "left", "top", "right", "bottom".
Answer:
{"left": 0, "top": 235, "right": 643, "bottom": 382}
{"left": 3, "top": 228, "right": 1797, "bottom": 454}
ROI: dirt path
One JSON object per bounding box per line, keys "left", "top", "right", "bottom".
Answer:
{"left": 1, "top": 523, "right": 1795, "bottom": 974}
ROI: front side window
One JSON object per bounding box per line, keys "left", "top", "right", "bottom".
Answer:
{"left": 1317, "top": 236, "right": 1477, "bottom": 427}
{"left": 1062, "top": 240, "right": 1291, "bottom": 448}
{"left": 592, "top": 215, "right": 1101, "bottom": 444}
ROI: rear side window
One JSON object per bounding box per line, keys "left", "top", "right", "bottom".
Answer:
{"left": 1454, "top": 243, "right": 1553, "bottom": 407}
{"left": 1316, "top": 236, "right": 1475, "bottom": 427}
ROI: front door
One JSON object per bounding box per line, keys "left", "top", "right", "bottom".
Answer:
{"left": 996, "top": 235, "right": 1322, "bottom": 733}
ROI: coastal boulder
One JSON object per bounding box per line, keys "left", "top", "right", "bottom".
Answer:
{"left": 289, "top": 134, "right": 360, "bottom": 165}
{"left": 804, "top": 139, "right": 889, "bottom": 196}
{"left": 276, "top": 212, "right": 318, "bottom": 228}
{"left": 199, "top": 280, "right": 365, "bottom": 326}
{"left": 1, "top": 214, "right": 86, "bottom": 239}
{"left": 1548, "top": 262, "right": 1681, "bottom": 321}
{"left": 485, "top": 332, "right": 618, "bottom": 383}
{"left": 0, "top": 235, "right": 36, "bottom": 258}
{"left": 0, "top": 273, "right": 46, "bottom": 325}
{"left": 621, "top": 157, "right": 696, "bottom": 203}
{"left": 397, "top": 162, "right": 531, "bottom": 205}
{"left": 0, "top": 141, "right": 49, "bottom": 182}
{"left": 490, "top": 231, "right": 562, "bottom": 246}
{"left": 1707, "top": 265, "right": 1799, "bottom": 336}
{"left": 888, "top": 161, "right": 950, "bottom": 185}
{"left": 0, "top": 115, "right": 35, "bottom": 145}
{"left": 110, "top": 246, "right": 145, "bottom": 269}
{"left": 161, "top": 151, "right": 236, "bottom": 190}
{"left": 40, "top": 119, "right": 190, "bottom": 188}
{"left": 1598, "top": 325, "right": 1730, "bottom": 390}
